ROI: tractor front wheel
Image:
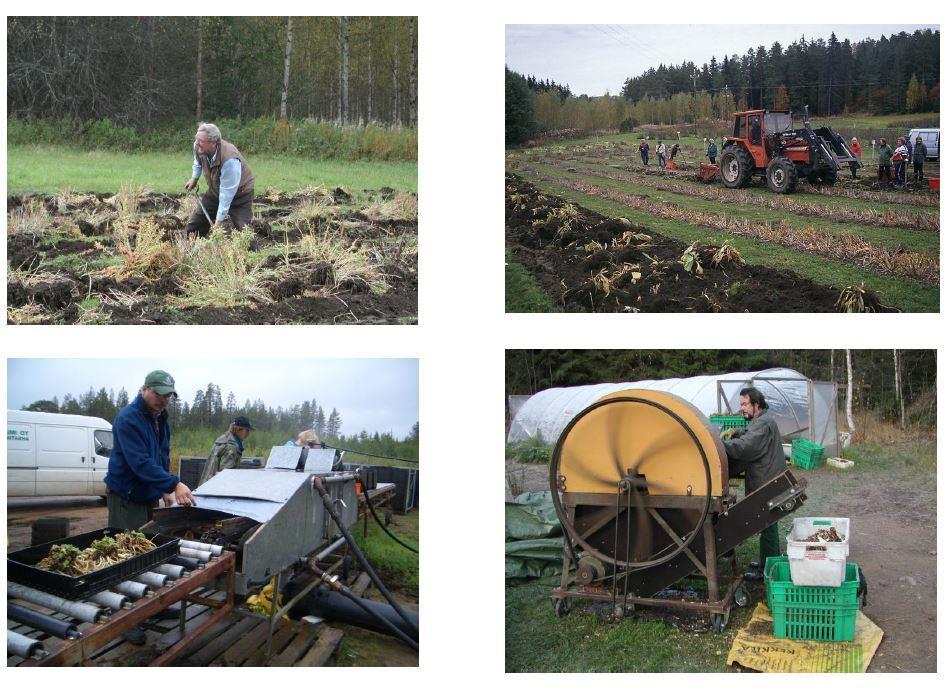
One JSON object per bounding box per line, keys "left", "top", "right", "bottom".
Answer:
{"left": 720, "top": 146, "right": 754, "bottom": 189}
{"left": 766, "top": 157, "right": 798, "bottom": 194}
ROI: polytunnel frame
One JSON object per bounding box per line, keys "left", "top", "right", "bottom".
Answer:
{"left": 713, "top": 375, "right": 840, "bottom": 456}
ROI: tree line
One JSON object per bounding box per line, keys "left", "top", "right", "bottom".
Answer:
{"left": 505, "top": 350, "right": 937, "bottom": 427}
{"left": 7, "top": 16, "right": 417, "bottom": 128}
{"left": 21, "top": 382, "right": 420, "bottom": 461}
{"left": 506, "top": 28, "right": 939, "bottom": 143}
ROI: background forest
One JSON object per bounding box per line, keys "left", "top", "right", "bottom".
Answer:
{"left": 506, "top": 28, "right": 939, "bottom": 143}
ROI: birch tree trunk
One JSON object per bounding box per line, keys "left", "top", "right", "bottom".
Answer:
{"left": 845, "top": 349, "right": 855, "bottom": 432}
{"left": 196, "top": 19, "right": 204, "bottom": 122}
{"left": 339, "top": 17, "right": 349, "bottom": 124}
{"left": 279, "top": 17, "right": 293, "bottom": 121}
{"left": 408, "top": 17, "right": 417, "bottom": 125}
{"left": 894, "top": 349, "right": 905, "bottom": 429}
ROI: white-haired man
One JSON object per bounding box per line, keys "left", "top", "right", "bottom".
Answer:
{"left": 184, "top": 122, "right": 256, "bottom": 236}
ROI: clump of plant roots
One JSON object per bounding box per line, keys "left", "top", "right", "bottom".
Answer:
{"left": 35, "top": 531, "right": 157, "bottom": 576}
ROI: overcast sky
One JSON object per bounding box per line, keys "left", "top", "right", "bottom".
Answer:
{"left": 506, "top": 25, "right": 939, "bottom": 97}
{"left": 7, "top": 358, "right": 418, "bottom": 437}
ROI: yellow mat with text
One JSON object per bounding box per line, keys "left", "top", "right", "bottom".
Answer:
{"left": 726, "top": 602, "right": 883, "bottom": 672}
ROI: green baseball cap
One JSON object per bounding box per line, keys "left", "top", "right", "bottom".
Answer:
{"left": 144, "top": 370, "right": 177, "bottom": 397}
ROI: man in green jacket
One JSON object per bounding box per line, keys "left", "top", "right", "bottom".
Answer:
{"left": 199, "top": 416, "right": 254, "bottom": 486}
{"left": 720, "top": 387, "right": 787, "bottom": 579}
{"left": 877, "top": 138, "right": 894, "bottom": 183}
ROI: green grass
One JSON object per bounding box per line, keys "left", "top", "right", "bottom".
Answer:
{"left": 354, "top": 509, "right": 419, "bottom": 592}
{"left": 7, "top": 145, "right": 417, "bottom": 194}
{"left": 515, "top": 174, "right": 939, "bottom": 312}
{"left": 505, "top": 248, "right": 561, "bottom": 312}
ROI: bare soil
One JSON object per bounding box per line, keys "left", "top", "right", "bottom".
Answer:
{"left": 506, "top": 174, "right": 843, "bottom": 312}
{"left": 7, "top": 189, "right": 417, "bottom": 325}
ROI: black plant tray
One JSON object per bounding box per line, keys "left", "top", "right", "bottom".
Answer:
{"left": 7, "top": 527, "right": 180, "bottom": 600}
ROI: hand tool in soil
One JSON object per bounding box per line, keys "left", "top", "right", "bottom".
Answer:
{"left": 193, "top": 182, "right": 214, "bottom": 227}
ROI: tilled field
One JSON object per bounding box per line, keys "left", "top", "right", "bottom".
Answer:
{"left": 507, "top": 174, "right": 844, "bottom": 312}
{"left": 7, "top": 185, "right": 417, "bottom": 324}
{"left": 507, "top": 137, "right": 940, "bottom": 312}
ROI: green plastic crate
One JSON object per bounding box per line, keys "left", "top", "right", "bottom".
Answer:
{"left": 765, "top": 557, "right": 860, "bottom": 642}
{"left": 709, "top": 414, "right": 748, "bottom": 431}
{"left": 791, "top": 439, "right": 825, "bottom": 469}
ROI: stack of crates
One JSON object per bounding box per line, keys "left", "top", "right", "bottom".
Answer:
{"left": 765, "top": 556, "right": 861, "bottom": 642}
{"left": 709, "top": 414, "right": 748, "bottom": 431}
{"left": 791, "top": 439, "right": 825, "bottom": 469}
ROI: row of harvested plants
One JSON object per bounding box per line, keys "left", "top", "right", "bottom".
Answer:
{"left": 519, "top": 169, "right": 938, "bottom": 286}
{"left": 535, "top": 158, "right": 939, "bottom": 232}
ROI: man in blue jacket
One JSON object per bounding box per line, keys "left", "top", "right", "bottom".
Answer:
{"left": 105, "top": 370, "right": 195, "bottom": 530}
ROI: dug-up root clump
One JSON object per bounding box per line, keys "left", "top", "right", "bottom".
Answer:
{"left": 35, "top": 531, "right": 157, "bottom": 576}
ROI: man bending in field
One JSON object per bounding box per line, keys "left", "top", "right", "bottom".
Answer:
{"left": 184, "top": 123, "right": 256, "bottom": 237}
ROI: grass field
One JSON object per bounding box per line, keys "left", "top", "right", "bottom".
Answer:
{"left": 506, "top": 131, "right": 939, "bottom": 312}
{"left": 505, "top": 424, "right": 937, "bottom": 672}
{"left": 8, "top": 146, "right": 418, "bottom": 194}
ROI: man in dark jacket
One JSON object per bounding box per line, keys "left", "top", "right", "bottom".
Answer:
{"left": 184, "top": 122, "right": 256, "bottom": 237}
{"left": 199, "top": 416, "right": 254, "bottom": 485}
{"left": 105, "top": 370, "right": 195, "bottom": 530}
{"left": 720, "top": 386, "right": 787, "bottom": 578}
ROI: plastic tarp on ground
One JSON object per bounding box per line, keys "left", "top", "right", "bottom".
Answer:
{"left": 505, "top": 491, "right": 566, "bottom": 580}
{"left": 507, "top": 367, "right": 839, "bottom": 455}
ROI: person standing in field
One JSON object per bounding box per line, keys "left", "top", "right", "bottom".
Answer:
{"left": 912, "top": 135, "right": 927, "bottom": 183}
{"left": 199, "top": 416, "right": 254, "bottom": 485}
{"left": 892, "top": 136, "right": 909, "bottom": 188}
{"left": 656, "top": 140, "right": 666, "bottom": 168}
{"left": 638, "top": 138, "right": 650, "bottom": 167}
{"left": 877, "top": 138, "right": 893, "bottom": 183}
{"left": 707, "top": 139, "right": 718, "bottom": 164}
{"left": 670, "top": 142, "right": 680, "bottom": 161}
{"left": 849, "top": 137, "right": 863, "bottom": 179}
{"left": 184, "top": 123, "right": 256, "bottom": 237}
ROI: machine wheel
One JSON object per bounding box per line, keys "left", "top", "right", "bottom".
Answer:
{"left": 808, "top": 169, "right": 837, "bottom": 186}
{"left": 720, "top": 145, "right": 754, "bottom": 189}
{"left": 734, "top": 586, "right": 751, "bottom": 608}
{"left": 766, "top": 157, "right": 798, "bottom": 194}
{"left": 552, "top": 597, "right": 571, "bottom": 618}
{"left": 710, "top": 613, "right": 727, "bottom": 633}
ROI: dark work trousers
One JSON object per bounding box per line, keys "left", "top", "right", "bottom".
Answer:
{"left": 709, "top": 155, "right": 716, "bottom": 164}
{"left": 914, "top": 161, "right": 924, "bottom": 182}
{"left": 106, "top": 492, "right": 157, "bottom": 530}
{"left": 185, "top": 188, "right": 255, "bottom": 237}
{"left": 878, "top": 164, "right": 892, "bottom": 182}
{"left": 640, "top": 151, "right": 649, "bottom": 166}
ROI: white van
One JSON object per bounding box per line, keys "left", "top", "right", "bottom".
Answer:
{"left": 7, "top": 410, "right": 113, "bottom": 497}
{"left": 907, "top": 128, "right": 939, "bottom": 160}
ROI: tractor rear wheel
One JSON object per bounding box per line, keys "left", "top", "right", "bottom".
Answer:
{"left": 720, "top": 145, "right": 754, "bottom": 189}
{"left": 766, "top": 157, "right": 798, "bottom": 194}
{"left": 808, "top": 169, "right": 837, "bottom": 186}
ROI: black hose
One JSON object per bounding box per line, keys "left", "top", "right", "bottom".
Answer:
{"left": 308, "top": 563, "right": 417, "bottom": 650}
{"left": 313, "top": 478, "right": 418, "bottom": 636}
{"left": 362, "top": 483, "right": 418, "bottom": 554}
{"left": 321, "top": 442, "right": 418, "bottom": 465}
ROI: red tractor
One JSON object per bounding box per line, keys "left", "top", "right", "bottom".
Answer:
{"left": 710, "top": 106, "right": 861, "bottom": 194}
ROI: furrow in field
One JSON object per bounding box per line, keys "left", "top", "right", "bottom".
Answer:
{"left": 519, "top": 166, "right": 938, "bottom": 286}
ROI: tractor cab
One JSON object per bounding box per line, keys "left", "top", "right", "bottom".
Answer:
{"left": 728, "top": 109, "right": 794, "bottom": 167}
